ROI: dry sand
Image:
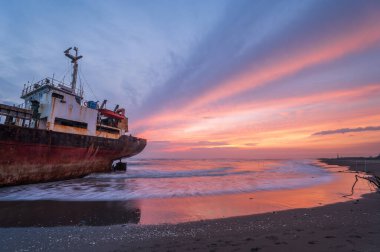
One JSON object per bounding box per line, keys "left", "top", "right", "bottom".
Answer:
{"left": 0, "top": 159, "right": 379, "bottom": 251}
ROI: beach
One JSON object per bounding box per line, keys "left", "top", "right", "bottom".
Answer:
{"left": 0, "top": 192, "right": 379, "bottom": 251}
{"left": 0, "top": 159, "right": 379, "bottom": 251}
{"left": 2, "top": 0, "right": 380, "bottom": 250}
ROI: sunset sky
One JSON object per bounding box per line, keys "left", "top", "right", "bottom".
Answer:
{"left": 1, "top": 0, "right": 380, "bottom": 158}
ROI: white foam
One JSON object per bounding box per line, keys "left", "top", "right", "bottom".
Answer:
{"left": 0, "top": 159, "right": 334, "bottom": 201}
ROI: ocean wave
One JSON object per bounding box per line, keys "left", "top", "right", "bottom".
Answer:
{"left": 86, "top": 166, "right": 252, "bottom": 179}
{"left": 0, "top": 159, "right": 334, "bottom": 201}
{"left": 0, "top": 175, "right": 333, "bottom": 201}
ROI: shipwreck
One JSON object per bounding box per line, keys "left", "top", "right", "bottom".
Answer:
{"left": 0, "top": 47, "right": 146, "bottom": 186}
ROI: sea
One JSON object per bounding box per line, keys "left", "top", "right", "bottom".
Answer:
{"left": 0, "top": 159, "right": 372, "bottom": 226}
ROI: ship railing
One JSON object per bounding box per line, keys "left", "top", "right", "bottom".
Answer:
{"left": 16, "top": 102, "right": 30, "bottom": 109}
{"left": 0, "top": 102, "right": 31, "bottom": 111}
{"left": 21, "top": 77, "right": 83, "bottom": 98}
{"left": 0, "top": 103, "right": 33, "bottom": 127}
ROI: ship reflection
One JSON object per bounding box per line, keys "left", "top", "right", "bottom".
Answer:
{"left": 0, "top": 200, "right": 141, "bottom": 227}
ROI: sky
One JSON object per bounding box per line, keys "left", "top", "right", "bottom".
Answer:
{"left": 1, "top": 0, "right": 380, "bottom": 159}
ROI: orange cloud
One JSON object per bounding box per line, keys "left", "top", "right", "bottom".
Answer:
{"left": 135, "top": 83, "right": 380, "bottom": 139}
{"left": 134, "top": 12, "right": 380, "bottom": 131}
{"left": 190, "top": 13, "right": 380, "bottom": 109}
{"left": 132, "top": 12, "right": 380, "bottom": 158}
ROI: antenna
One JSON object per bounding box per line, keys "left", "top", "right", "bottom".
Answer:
{"left": 64, "top": 47, "right": 83, "bottom": 94}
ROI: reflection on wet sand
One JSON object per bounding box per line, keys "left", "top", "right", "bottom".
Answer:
{"left": 138, "top": 163, "right": 372, "bottom": 224}
{"left": 0, "top": 160, "right": 374, "bottom": 226}
{"left": 0, "top": 200, "right": 141, "bottom": 227}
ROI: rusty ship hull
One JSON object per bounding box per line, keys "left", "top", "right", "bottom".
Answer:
{"left": 0, "top": 124, "right": 146, "bottom": 186}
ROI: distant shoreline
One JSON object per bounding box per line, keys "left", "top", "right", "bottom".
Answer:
{"left": 319, "top": 157, "right": 380, "bottom": 177}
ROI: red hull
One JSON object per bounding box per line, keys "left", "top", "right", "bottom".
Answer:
{"left": 0, "top": 124, "right": 146, "bottom": 186}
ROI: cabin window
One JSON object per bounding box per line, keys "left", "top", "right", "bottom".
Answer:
{"left": 52, "top": 93, "right": 64, "bottom": 99}
{"left": 55, "top": 117, "right": 87, "bottom": 129}
{"left": 97, "top": 125, "right": 120, "bottom": 134}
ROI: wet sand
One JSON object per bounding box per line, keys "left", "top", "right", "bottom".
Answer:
{"left": 0, "top": 192, "right": 379, "bottom": 251}
{"left": 0, "top": 159, "right": 379, "bottom": 251}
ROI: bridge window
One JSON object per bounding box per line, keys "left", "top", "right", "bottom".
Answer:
{"left": 52, "top": 93, "right": 64, "bottom": 99}
{"left": 55, "top": 117, "right": 87, "bottom": 129}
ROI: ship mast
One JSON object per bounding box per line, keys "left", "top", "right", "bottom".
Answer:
{"left": 64, "top": 47, "right": 83, "bottom": 94}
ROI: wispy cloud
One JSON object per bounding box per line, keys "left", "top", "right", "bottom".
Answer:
{"left": 134, "top": 83, "right": 380, "bottom": 137}
{"left": 2, "top": 0, "right": 380, "bottom": 158}
{"left": 147, "top": 11, "right": 380, "bottom": 122}
{"left": 150, "top": 140, "right": 229, "bottom": 148}
{"left": 312, "top": 126, "right": 380, "bottom": 136}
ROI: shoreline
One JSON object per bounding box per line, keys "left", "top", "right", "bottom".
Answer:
{"left": 0, "top": 159, "right": 379, "bottom": 251}
{"left": 319, "top": 157, "right": 380, "bottom": 177}
{"left": 1, "top": 193, "right": 379, "bottom": 251}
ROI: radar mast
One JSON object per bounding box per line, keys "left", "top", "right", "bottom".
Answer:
{"left": 64, "top": 47, "right": 83, "bottom": 94}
